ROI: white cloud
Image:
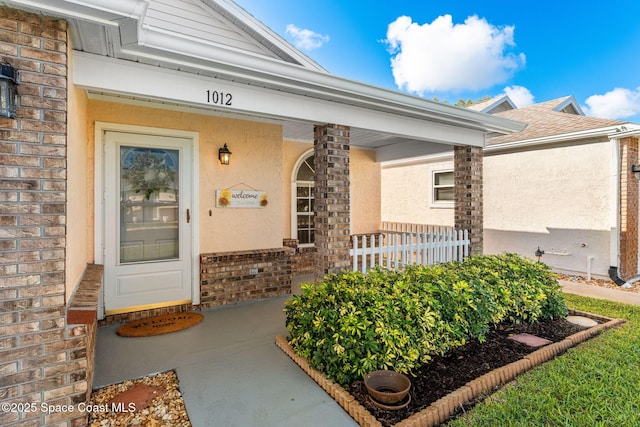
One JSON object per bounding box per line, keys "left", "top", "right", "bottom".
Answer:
{"left": 503, "top": 85, "right": 534, "bottom": 107}
{"left": 285, "top": 24, "right": 329, "bottom": 51}
{"left": 385, "top": 15, "right": 525, "bottom": 94}
{"left": 583, "top": 87, "right": 640, "bottom": 119}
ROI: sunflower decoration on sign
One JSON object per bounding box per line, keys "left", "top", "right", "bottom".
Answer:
{"left": 218, "top": 189, "right": 232, "bottom": 207}
{"left": 260, "top": 193, "right": 268, "bottom": 207}
{"left": 122, "top": 150, "right": 177, "bottom": 200}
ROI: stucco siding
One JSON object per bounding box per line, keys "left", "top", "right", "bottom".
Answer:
{"left": 350, "top": 148, "right": 381, "bottom": 234}
{"left": 87, "top": 99, "right": 284, "bottom": 253}
{"left": 66, "top": 81, "right": 90, "bottom": 301}
{"left": 484, "top": 142, "right": 611, "bottom": 232}
{"left": 380, "top": 141, "right": 614, "bottom": 278}
{"left": 484, "top": 141, "right": 612, "bottom": 278}
{"left": 484, "top": 228, "right": 611, "bottom": 278}
{"left": 381, "top": 158, "right": 454, "bottom": 226}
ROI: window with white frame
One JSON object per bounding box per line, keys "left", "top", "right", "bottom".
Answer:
{"left": 433, "top": 170, "right": 454, "bottom": 204}
{"left": 295, "top": 154, "right": 315, "bottom": 245}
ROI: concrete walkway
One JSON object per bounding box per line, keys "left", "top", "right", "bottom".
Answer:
{"left": 93, "top": 277, "right": 357, "bottom": 427}
{"left": 93, "top": 277, "right": 640, "bottom": 427}
{"left": 559, "top": 279, "right": 640, "bottom": 306}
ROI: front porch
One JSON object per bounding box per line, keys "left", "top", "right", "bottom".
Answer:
{"left": 93, "top": 275, "right": 358, "bottom": 426}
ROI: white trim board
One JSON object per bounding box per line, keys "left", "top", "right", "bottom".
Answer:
{"left": 74, "top": 53, "right": 491, "bottom": 148}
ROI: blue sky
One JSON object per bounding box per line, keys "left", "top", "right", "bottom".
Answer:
{"left": 234, "top": 0, "right": 640, "bottom": 123}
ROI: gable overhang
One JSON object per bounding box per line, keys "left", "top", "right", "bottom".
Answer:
{"left": 200, "top": 0, "right": 327, "bottom": 71}
{"left": 553, "top": 96, "right": 585, "bottom": 115}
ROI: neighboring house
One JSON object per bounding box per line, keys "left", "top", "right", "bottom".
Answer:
{"left": 382, "top": 95, "right": 640, "bottom": 282}
{"left": 0, "top": 0, "right": 523, "bottom": 425}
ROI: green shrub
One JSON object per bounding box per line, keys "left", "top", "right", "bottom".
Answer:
{"left": 284, "top": 254, "right": 568, "bottom": 386}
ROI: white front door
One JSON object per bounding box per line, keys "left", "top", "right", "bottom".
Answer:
{"left": 103, "top": 131, "right": 193, "bottom": 315}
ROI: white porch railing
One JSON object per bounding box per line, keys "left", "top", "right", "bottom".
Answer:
{"left": 350, "top": 224, "right": 470, "bottom": 273}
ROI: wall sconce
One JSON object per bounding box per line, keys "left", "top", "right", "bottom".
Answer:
{"left": 218, "top": 143, "right": 232, "bottom": 165}
{"left": 632, "top": 164, "right": 640, "bottom": 180}
{"left": 0, "top": 64, "right": 17, "bottom": 119}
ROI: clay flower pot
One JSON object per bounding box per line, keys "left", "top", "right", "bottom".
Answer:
{"left": 364, "top": 370, "right": 411, "bottom": 404}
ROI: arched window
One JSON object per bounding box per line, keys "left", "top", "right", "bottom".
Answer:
{"left": 293, "top": 152, "right": 314, "bottom": 245}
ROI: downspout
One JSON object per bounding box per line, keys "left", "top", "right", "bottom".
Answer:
{"left": 609, "top": 136, "right": 626, "bottom": 285}
{"left": 608, "top": 267, "right": 626, "bottom": 285}
{"left": 609, "top": 134, "right": 630, "bottom": 285}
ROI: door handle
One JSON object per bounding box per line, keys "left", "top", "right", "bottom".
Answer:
{"left": 186, "top": 208, "right": 190, "bottom": 223}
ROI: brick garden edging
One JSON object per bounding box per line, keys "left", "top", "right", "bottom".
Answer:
{"left": 275, "top": 309, "right": 624, "bottom": 427}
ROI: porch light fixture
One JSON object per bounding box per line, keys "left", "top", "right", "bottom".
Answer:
{"left": 218, "top": 143, "right": 232, "bottom": 165}
{"left": 632, "top": 164, "right": 640, "bottom": 180}
{"left": 0, "top": 64, "right": 17, "bottom": 119}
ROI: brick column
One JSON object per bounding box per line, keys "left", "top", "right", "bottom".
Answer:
{"left": 619, "top": 136, "right": 639, "bottom": 280}
{"left": 0, "top": 8, "right": 90, "bottom": 427}
{"left": 454, "top": 145, "right": 483, "bottom": 256}
{"left": 313, "top": 124, "right": 351, "bottom": 281}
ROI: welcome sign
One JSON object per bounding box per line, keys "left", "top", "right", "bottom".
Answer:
{"left": 216, "top": 189, "right": 268, "bottom": 208}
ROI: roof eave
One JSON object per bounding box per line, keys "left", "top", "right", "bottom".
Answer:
{"left": 122, "top": 34, "right": 525, "bottom": 134}
{"left": 609, "top": 126, "right": 640, "bottom": 139}
{"left": 487, "top": 125, "right": 629, "bottom": 153}
{"left": 1, "top": 0, "right": 147, "bottom": 25}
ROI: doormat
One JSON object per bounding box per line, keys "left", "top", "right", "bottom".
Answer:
{"left": 116, "top": 312, "right": 204, "bottom": 337}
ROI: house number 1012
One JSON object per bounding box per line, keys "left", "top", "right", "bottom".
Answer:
{"left": 206, "top": 90, "right": 233, "bottom": 106}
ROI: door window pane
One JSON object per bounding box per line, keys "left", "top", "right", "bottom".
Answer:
{"left": 120, "top": 146, "right": 179, "bottom": 263}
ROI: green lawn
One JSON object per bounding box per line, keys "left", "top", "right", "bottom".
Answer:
{"left": 446, "top": 294, "right": 640, "bottom": 427}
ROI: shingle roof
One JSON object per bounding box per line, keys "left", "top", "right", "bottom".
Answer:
{"left": 466, "top": 95, "right": 515, "bottom": 114}
{"left": 488, "top": 96, "right": 624, "bottom": 145}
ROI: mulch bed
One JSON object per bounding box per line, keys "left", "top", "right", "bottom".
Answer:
{"left": 558, "top": 273, "right": 640, "bottom": 293}
{"left": 88, "top": 371, "right": 191, "bottom": 427}
{"left": 347, "top": 318, "right": 588, "bottom": 426}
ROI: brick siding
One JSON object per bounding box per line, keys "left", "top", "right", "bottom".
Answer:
{"left": 200, "top": 248, "right": 293, "bottom": 308}
{"left": 283, "top": 238, "right": 315, "bottom": 276}
{"left": 454, "top": 145, "right": 483, "bottom": 256}
{"left": 0, "top": 7, "right": 92, "bottom": 426}
{"left": 98, "top": 302, "right": 198, "bottom": 326}
{"left": 619, "top": 136, "right": 639, "bottom": 280}
{"left": 313, "top": 124, "right": 351, "bottom": 281}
